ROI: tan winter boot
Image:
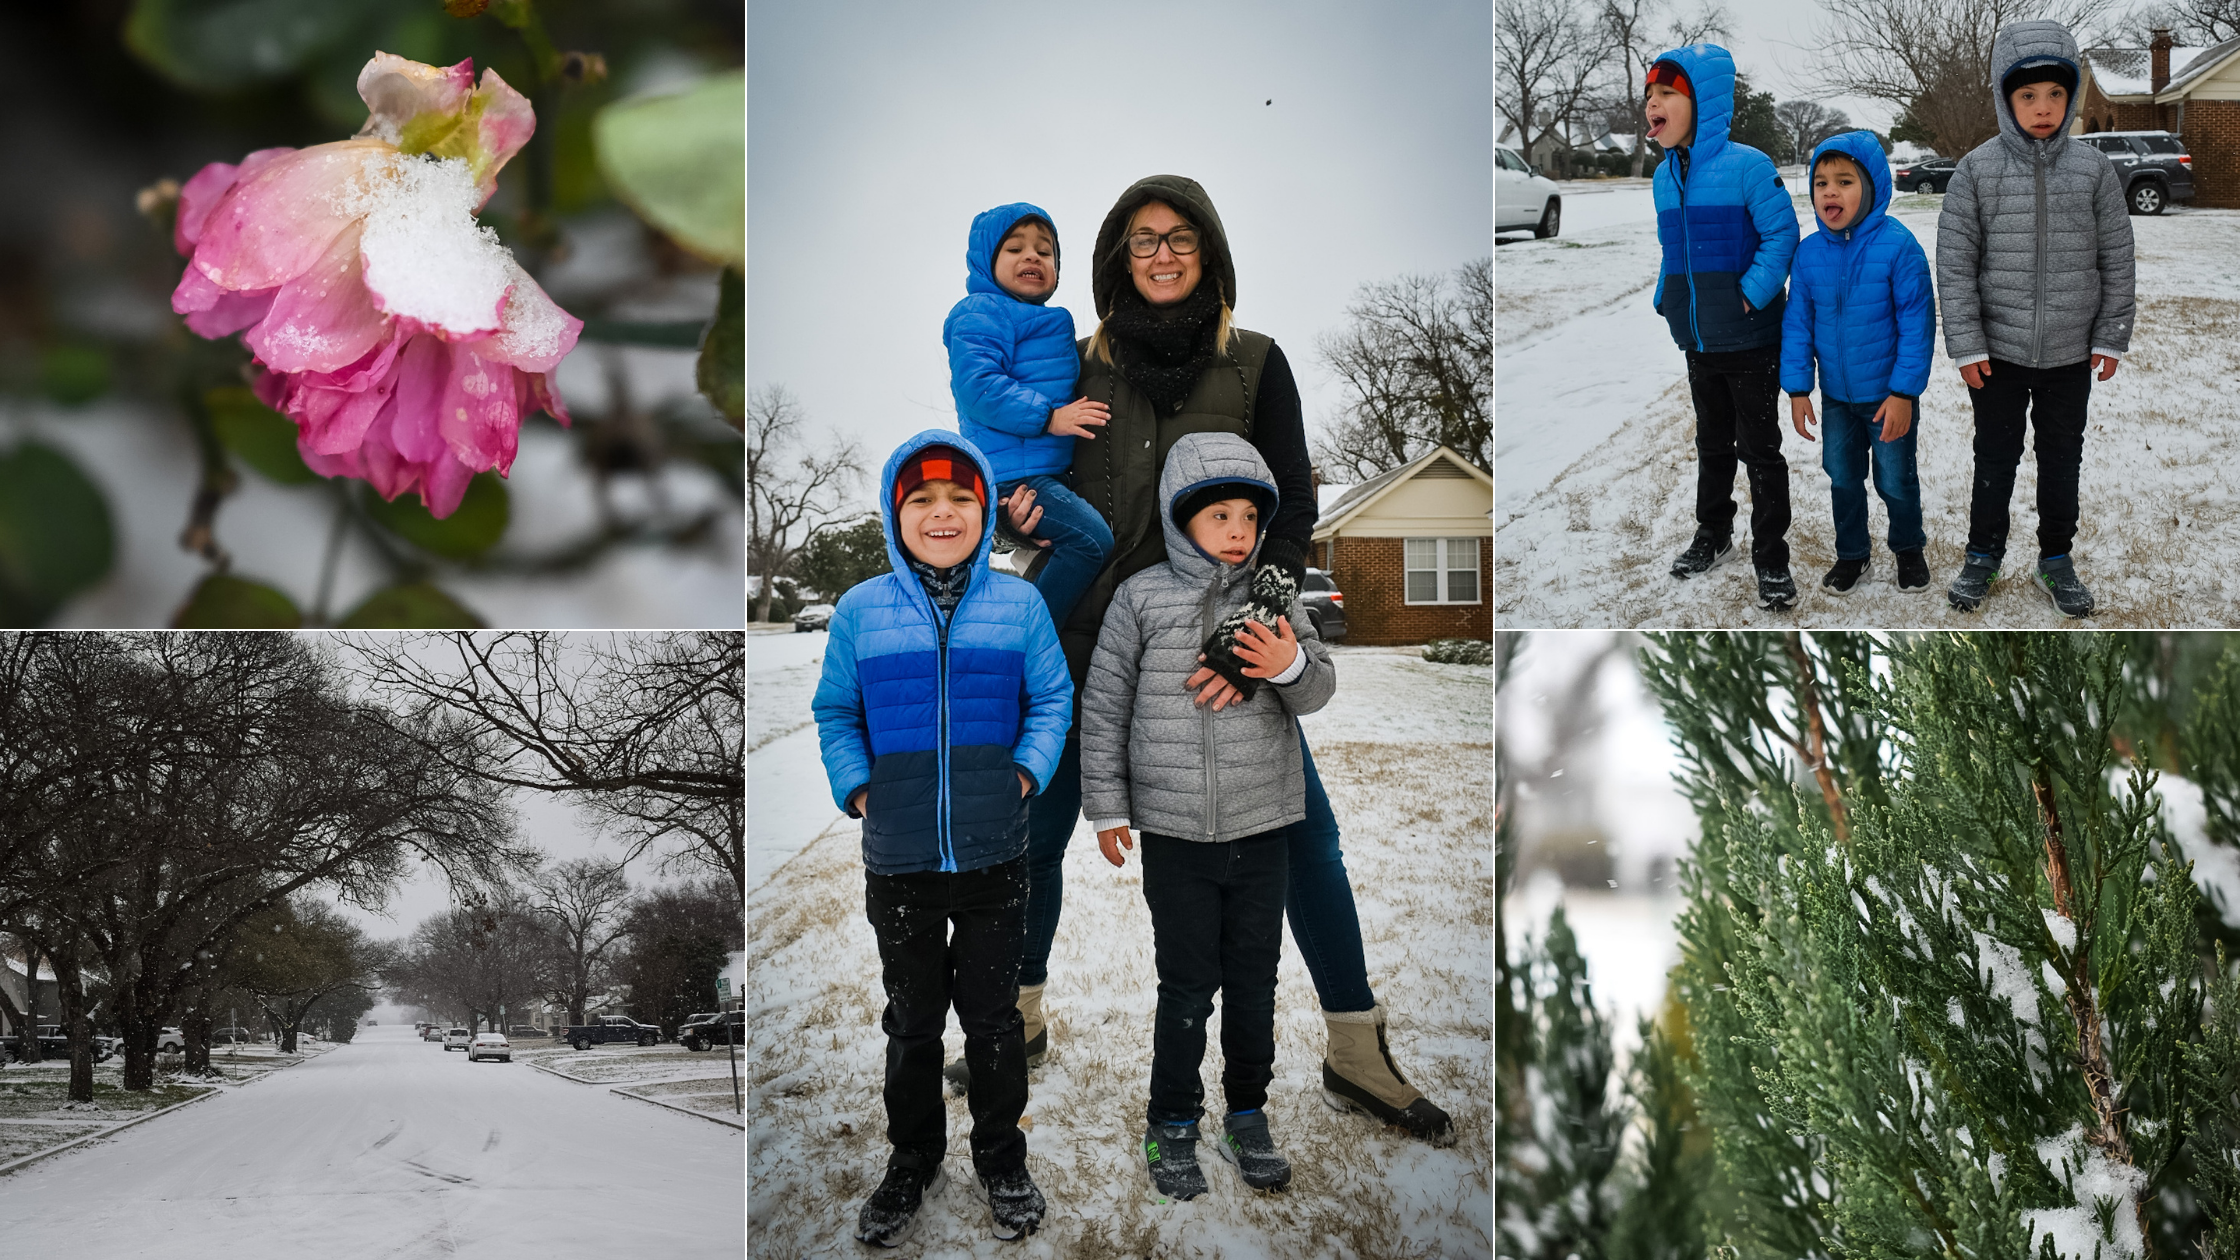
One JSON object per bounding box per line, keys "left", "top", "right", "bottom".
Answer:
{"left": 943, "top": 983, "right": 1048, "bottom": 1096}
{"left": 1321, "top": 1005, "right": 1454, "bottom": 1146}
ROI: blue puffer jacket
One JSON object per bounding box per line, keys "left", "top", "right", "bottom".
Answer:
{"left": 1781, "top": 131, "right": 1936, "bottom": 404}
{"left": 1650, "top": 43, "right": 1799, "bottom": 353}
{"left": 942, "top": 203, "right": 1081, "bottom": 484}
{"left": 812, "top": 431, "right": 1074, "bottom": 876}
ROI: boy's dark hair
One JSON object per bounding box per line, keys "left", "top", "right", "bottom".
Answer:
{"left": 2002, "top": 60, "right": 2077, "bottom": 98}
{"left": 995, "top": 214, "right": 1059, "bottom": 269}
{"left": 1813, "top": 150, "right": 1864, "bottom": 180}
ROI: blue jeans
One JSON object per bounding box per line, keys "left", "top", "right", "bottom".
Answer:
{"left": 1019, "top": 732, "right": 1377, "bottom": 1015}
{"left": 1001, "top": 475, "right": 1113, "bottom": 630}
{"left": 1820, "top": 397, "right": 1924, "bottom": 561}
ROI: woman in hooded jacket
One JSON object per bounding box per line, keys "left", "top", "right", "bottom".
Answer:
{"left": 968, "top": 173, "right": 1453, "bottom": 1146}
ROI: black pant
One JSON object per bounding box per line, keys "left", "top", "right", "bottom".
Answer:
{"left": 1964, "top": 358, "right": 2091, "bottom": 563}
{"left": 1688, "top": 345, "right": 1790, "bottom": 568}
{"left": 864, "top": 858, "right": 1028, "bottom": 1175}
{"left": 1140, "top": 831, "right": 1289, "bottom": 1125}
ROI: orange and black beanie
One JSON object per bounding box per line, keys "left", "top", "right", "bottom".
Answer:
{"left": 1646, "top": 60, "right": 1693, "bottom": 98}
{"left": 893, "top": 445, "right": 986, "bottom": 509}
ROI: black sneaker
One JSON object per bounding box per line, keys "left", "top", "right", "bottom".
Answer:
{"left": 2037, "top": 555, "right": 2095, "bottom": 618}
{"left": 1143, "top": 1120, "right": 1208, "bottom": 1201}
{"left": 1895, "top": 548, "right": 1931, "bottom": 592}
{"left": 1948, "top": 556, "right": 2000, "bottom": 612}
{"left": 1821, "top": 557, "right": 1868, "bottom": 596}
{"left": 855, "top": 1151, "right": 944, "bottom": 1248}
{"left": 1670, "top": 530, "right": 1736, "bottom": 579}
{"left": 976, "top": 1166, "right": 1046, "bottom": 1239}
{"left": 1756, "top": 564, "right": 1797, "bottom": 611}
{"left": 1213, "top": 1110, "right": 1292, "bottom": 1190}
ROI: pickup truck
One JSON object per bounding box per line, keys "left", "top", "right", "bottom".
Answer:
{"left": 561, "top": 1016, "right": 662, "bottom": 1051}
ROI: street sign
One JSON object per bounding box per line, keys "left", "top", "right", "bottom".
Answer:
{"left": 717, "top": 977, "right": 731, "bottom": 998}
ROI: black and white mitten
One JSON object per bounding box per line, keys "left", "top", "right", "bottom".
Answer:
{"left": 1198, "top": 560, "right": 1300, "bottom": 702}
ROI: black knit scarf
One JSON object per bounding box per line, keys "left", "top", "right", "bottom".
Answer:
{"left": 905, "top": 555, "right": 971, "bottom": 615}
{"left": 1103, "top": 282, "right": 1223, "bottom": 415}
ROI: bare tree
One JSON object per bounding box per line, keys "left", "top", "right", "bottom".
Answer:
{"left": 1601, "top": 0, "right": 1734, "bottom": 174}
{"left": 530, "top": 858, "right": 633, "bottom": 1024}
{"left": 2125, "top": 0, "right": 2240, "bottom": 42}
{"left": 745, "top": 385, "right": 863, "bottom": 624}
{"left": 1774, "top": 98, "right": 1855, "bottom": 164}
{"left": 1499, "top": 0, "right": 1611, "bottom": 176}
{"left": 390, "top": 898, "right": 557, "bottom": 1034}
{"left": 1814, "top": 0, "right": 2116, "bottom": 157}
{"left": 1313, "top": 259, "right": 1492, "bottom": 482}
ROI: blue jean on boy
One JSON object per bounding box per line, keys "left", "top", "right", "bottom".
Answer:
{"left": 1000, "top": 474, "right": 1114, "bottom": 629}
{"left": 1820, "top": 397, "right": 1925, "bottom": 561}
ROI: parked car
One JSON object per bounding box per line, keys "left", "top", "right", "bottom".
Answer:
{"left": 793, "top": 603, "right": 835, "bottom": 633}
{"left": 9, "top": 1026, "right": 120, "bottom": 1063}
{"left": 679, "top": 1011, "right": 742, "bottom": 1051}
{"left": 2082, "top": 130, "right": 2194, "bottom": 214}
{"left": 506, "top": 1025, "right": 549, "bottom": 1039}
{"left": 442, "top": 1027, "right": 473, "bottom": 1052}
{"left": 1300, "top": 568, "right": 1348, "bottom": 643}
{"left": 1495, "top": 145, "right": 1562, "bottom": 239}
{"left": 209, "top": 1026, "right": 257, "bottom": 1045}
{"left": 156, "top": 1027, "right": 184, "bottom": 1053}
{"left": 467, "top": 1032, "right": 511, "bottom": 1063}
{"left": 561, "top": 1016, "right": 663, "bottom": 1051}
{"left": 1891, "top": 156, "right": 1958, "bottom": 193}
{"left": 421, "top": 1025, "right": 443, "bottom": 1041}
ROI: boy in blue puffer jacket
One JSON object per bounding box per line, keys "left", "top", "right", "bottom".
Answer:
{"left": 1647, "top": 45, "right": 1803, "bottom": 609}
{"left": 943, "top": 203, "right": 1114, "bottom": 630}
{"left": 813, "top": 432, "right": 1073, "bottom": 1247}
{"left": 1783, "top": 131, "right": 1937, "bottom": 598}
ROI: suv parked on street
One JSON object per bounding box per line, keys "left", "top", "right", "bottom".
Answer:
{"left": 679, "top": 1011, "right": 742, "bottom": 1051}
{"left": 156, "top": 1027, "right": 184, "bottom": 1053}
{"left": 1495, "top": 146, "right": 1562, "bottom": 239}
{"left": 562, "top": 1016, "right": 662, "bottom": 1051}
{"left": 792, "top": 603, "right": 835, "bottom": 633}
{"left": 442, "top": 1027, "right": 473, "bottom": 1052}
{"left": 467, "top": 1032, "right": 511, "bottom": 1063}
{"left": 1301, "top": 569, "right": 1348, "bottom": 642}
{"left": 2082, "top": 131, "right": 2194, "bottom": 214}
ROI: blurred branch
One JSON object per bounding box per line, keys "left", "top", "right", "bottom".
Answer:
{"left": 176, "top": 387, "right": 237, "bottom": 568}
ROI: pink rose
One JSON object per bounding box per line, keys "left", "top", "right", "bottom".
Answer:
{"left": 173, "top": 53, "right": 581, "bottom": 519}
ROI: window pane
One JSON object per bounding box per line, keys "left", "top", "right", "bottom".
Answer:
{"left": 1406, "top": 570, "right": 1440, "bottom": 602}
{"left": 1406, "top": 538, "right": 1440, "bottom": 569}
{"left": 2140, "top": 135, "right": 2183, "bottom": 153}
{"left": 1447, "top": 567, "right": 1480, "bottom": 602}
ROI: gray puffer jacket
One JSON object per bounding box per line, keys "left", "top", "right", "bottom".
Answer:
{"left": 1078, "top": 433, "right": 1335, "bottom": 843}
{"left": 1937, "top": 20, "right": 2135, "bottom": 370}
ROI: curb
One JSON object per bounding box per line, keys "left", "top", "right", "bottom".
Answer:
{"left": 0, "top": 1088, "right": 220, "bottom": 1178}
{"left": 613, "top": 1086, "right": 745, "bottom": 1130}
{"left": 523, "top": 1058, "right": 605, "bottom": 1086}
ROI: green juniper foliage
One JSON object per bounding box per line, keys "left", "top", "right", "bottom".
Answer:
{"left": 1501, "top": 905, "right": 1628, "bottom": 1260}
{"left": 1606, "top": 995, "right": 1714, "bottom": 1260}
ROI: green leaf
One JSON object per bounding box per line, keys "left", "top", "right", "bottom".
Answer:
{"left": 697, "top": 266, "right": 743, "bottom": 426}
{"left": 173, "top": 574, "right": 301, "bottom": 628}
{"left": 364, "top": 473, "right": 510, "bottom": 558}
{"left": 595, "top": 72, "right": 744, "bottom": 266}
{"left": 124, "top": 0, "right": 393, "bottom": 93}
{"left": 0, "top": 443, "right": 115, "bottom": 626}
{"left": 338, "top": 581, "right": 485, "bottom": 628}
{"left": 41, "top": 344, "right": 112, "bottom": 406}
{"left": 206, "top": 386, "right": 319, "bottom": 485}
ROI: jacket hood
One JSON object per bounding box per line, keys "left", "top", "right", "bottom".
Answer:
{"left": 1651, "top": 43, "right": 1735, "bottom": 159}
{"left": 879, "top": 430, "right": 999, "bottom": 589}
{"left": 1807, "top": 130, "right": 1893, "bottom": 240}
{"left": 1090, "top": 174, "right": 1237, "bottom": 319}
{"left": 1158, "top": 432, "right": 1278, "bottom": 582}
{"left": 966, "top": 202, "right": 1059, "bottom": 305}
{"left": 1991, "top": 21, "right": 2081, "bottom": 153}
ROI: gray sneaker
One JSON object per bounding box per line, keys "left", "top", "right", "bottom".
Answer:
{"left": 1670, "top": 530, "right": 1736, "bottom": 579}
{"left": 2036, "top": 555, "right": 2095, "bottom": 618}
{"left": 1948, "top": 555, "right": 2000, "bottom": 612}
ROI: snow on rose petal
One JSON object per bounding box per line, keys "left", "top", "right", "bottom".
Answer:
{"left": 169, "top": 52, "right": 577, "bottom": 519}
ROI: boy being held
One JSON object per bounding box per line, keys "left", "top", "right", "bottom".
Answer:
{"left": 943, "top": 203, "right": 1115, "bottom": 628}
{"left": 813, "top": 434, "right": 1072, "bottom": 1247}
{"left": 1938, "top": 20, "right": 2134, "bottom": 616}
{"left": 1784, "top": 131, "right": 1937, "bottom": 596}
{"left": 1079, "top": 432, "right": 1335, "bottom": 1203}
{"left": 1647, "top": 44, "right": 1803, "bottom": 610}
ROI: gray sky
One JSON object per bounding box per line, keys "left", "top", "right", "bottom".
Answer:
{"left": 747, "top": 0, "right": 1493, "bottom": 505}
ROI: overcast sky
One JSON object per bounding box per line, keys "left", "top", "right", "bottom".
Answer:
{"left": 747, "top": 0, "right": 1493, "bottom": 505}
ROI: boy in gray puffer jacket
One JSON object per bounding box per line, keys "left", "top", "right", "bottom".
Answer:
{"left": 1078, "top": 431, "right": 1335, "bottom": 1202}
{"left": 1938, "top": 18, "right": 2135, "bottom": 617}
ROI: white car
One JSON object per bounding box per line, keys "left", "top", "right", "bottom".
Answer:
{"left": 442, "top": 1027, "right": 472, "bottom": 1052}
{"left": 467, "top": 1033, "right": 511, "bottom": 1063}
{"left": 1496, "top": 145, "right": 1563, "bottom": 239}
{"left": 156, "top": 1027, "right": 184, "bottom": 1053}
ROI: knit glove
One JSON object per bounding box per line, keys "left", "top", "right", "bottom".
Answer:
{"left": 1197, "top": 561, "right": 1301, "bottom": 702}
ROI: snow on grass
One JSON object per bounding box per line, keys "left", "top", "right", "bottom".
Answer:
{"left": 1497, "top": 197, "right": 2240, "bottom": 627}
{"left": 748, "top": 648, "right": 1491, "bottom": 1257}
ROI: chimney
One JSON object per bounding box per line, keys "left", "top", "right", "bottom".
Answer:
{"left": 2152, "top": 28, "right": 2173, "bottom": 94}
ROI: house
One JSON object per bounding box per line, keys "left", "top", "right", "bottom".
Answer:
{"left": 1, "top": 946, "right": 59, "bottom": 1038}
{"left": 2079, "top": 31, "right": 2240, "bottom": 207}
{"left": 1311, "top": 447, "right": 1491, "bottom": 646}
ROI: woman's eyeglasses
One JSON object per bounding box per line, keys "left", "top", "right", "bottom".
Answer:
{"left": 1126, "top": 227, "right": 1200, "bottom": 258}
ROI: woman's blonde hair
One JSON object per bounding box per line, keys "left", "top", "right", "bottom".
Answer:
{"left": 1086, "top": 201, "right": 1233, "bottom": 365}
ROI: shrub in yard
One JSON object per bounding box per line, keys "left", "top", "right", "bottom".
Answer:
{"left": 1424, "top": 638, "right": 1493, "bottom": 666}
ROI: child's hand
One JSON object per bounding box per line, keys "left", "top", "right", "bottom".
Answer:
{"left": 1960, "top": 361, "right": 1992, "bottom": 389}
{"left": 1874, "top": 395, "right": 1913, "bottom": 441}
{"left": 849, "top": 788, "right": 868, "bottom": 816}
{"left": 1000, "top": 485, "right": 1053, "bottom": 548}
{"left": 1098, "top": 826, "right": 1134, "bottom": 867}
{"left": 1185, "top": 660, "right": 1246, "bottom": 711}
{"left": 1048, "top": 398, "right": 1111, "bottom": 440}
{"left": 1018, "top": 770, "right": 1033, "bottom": 798}
{"left": 1790, "top": 395, "right": 1818, "bottom": 441}
{"left": 1231, "top": 618, "right": 1299, "bottom": 679}
{"left": 2093, "top": 354, "right": 2120, "bottom": 382}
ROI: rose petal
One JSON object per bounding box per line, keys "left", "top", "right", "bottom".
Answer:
{"left": 246, "top": 222, "right": 392, "bottom": 374}
{"left": 190, "top": 140, "right": 391, "bottom": 292}
{"left": 435, "top": 343, "right": 519, "bottom": 473}
{"left": 356, "top": 53, "right": 476, "bottom": 146}
{"left": 174, "top": 148, "right": 293, "bottom": 255}
{"left": 466, "top": 68, "right": 535, "bottom": 206}
{"left": 417, "top": 451, "right": 477, "bottom": 519}
{"left": 386, "top": 335, "right": 451, "bottom": 465}
{"left": 173, "top": 265, "right": 278, "bottom": 337}
{"left": 470, "top": 260, "right": 581, "bottom": 373}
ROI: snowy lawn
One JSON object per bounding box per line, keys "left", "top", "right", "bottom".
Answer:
{"left": 749, "top": 646, "right": 1493, "bottom": 1257}
{"left": 516, "top": 1040, "right": 747, "bottom": 1119}
{"left": 1497, "top": 193, "right": 2240, "bottom": 627}
{"left": 0, "top": 1044, "right": 335, "bottom": 1169}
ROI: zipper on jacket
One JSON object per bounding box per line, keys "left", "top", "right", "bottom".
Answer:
{"left": 1199, "top": 578, "right": 1224, "bottom": 841}
{"left": 2032, "top": 148, "right": 2048, "bottom": 368}
{"left": 1677, "top": 148, "right": 1703, "bottom": 351}
{"left": 934, "top": 598, "right": 955, "bottom": 872}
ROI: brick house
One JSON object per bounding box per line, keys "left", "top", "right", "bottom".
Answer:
{"left": 1312, "top": 447, "right": 1491, "bottom": 646}
{"left": 2079, "top": 31, "right": 2240, "bottom": 207}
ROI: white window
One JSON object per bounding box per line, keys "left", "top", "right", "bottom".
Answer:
{"left": 1404, "top": 537, "right": 1481, "bottom": 604}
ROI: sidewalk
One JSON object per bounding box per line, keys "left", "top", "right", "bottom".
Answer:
{"left": 512, "top": 1039, "right": 745, "bottom": 1126}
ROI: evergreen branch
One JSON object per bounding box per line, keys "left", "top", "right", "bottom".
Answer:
{"left": 1783, "top": 633, "right": 1851, "bottom": 844}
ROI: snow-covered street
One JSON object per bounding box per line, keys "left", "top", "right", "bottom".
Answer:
{"left": 1496, "top": 184, "right": 2240, "bottom": 627}
{"left": 0, "top": 1025, "right": 744, "bottom": 1258}
{"left": 749, "top": 645, "right": 1492, "bottom": 1257}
